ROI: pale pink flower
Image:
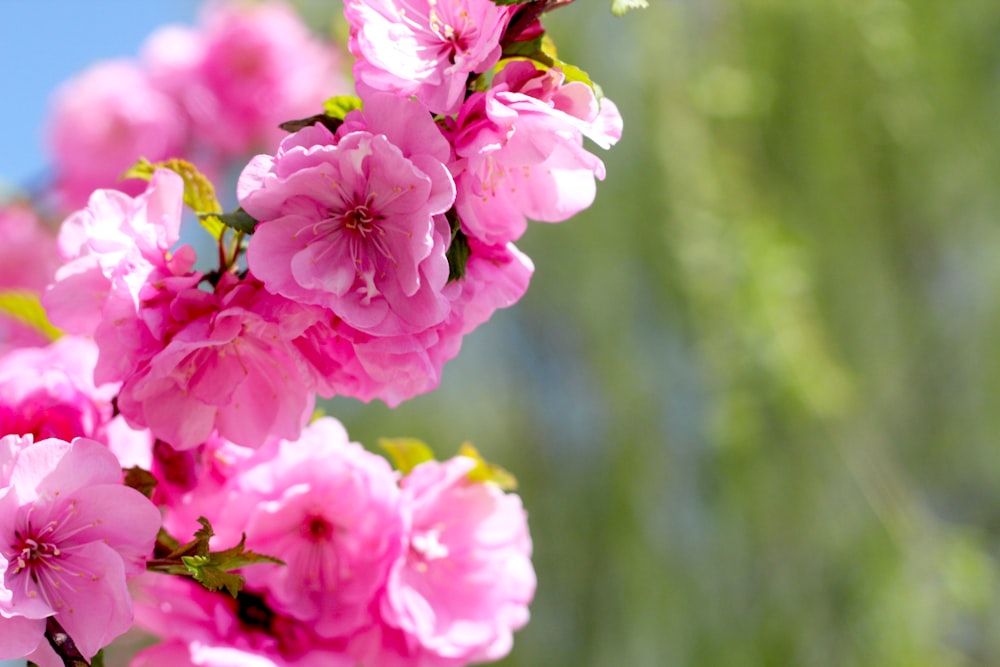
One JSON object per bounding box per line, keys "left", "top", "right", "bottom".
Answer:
{"left": 344, "top": 0, "right": 514, "bottom": 114}
{"left": 449, "top": 60, "right": 623, "bottom": 244}
{"left": 43, "top": 168, "right": 195, "bottom": 339}
{"left": 0, "top": 435, "right": 161, "bottom": 663}
{"left": 45, "top": 60, "right": 186, "bottom": 212}
{"left": 360, "top": 455, "right": 535, "bottom": 666}
{"left": 240, "top": 94, "right": 455, "bottom": 337}
{"left": 220, "top": 417, "right": 405, "bottom": 638}
{"left": 143, "top": 0, "right": 347, "bottom": 161}
{"left": 115, "top": 273, "right": 321, "bottom": 450}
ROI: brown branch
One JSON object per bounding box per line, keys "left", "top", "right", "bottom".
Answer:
{"left": 44, "top": 616, "right": 90, "bottom": 667}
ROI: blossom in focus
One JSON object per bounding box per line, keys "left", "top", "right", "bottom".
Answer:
{"left": 143, "top": 0, "right": 347, "bottom": 162}
{"left": 240, "top": 93, "right": 456, "bottom": 337}
{"left": 0, "top": 435, "right": 161, "bottom": 664}
{"left": 114, "top": 273, "right": 321, "bottom": 450}
{"left": 45, "top": 60, "right": 186, "bottom": 212}
{"left": 344, "top": 0, "right": 514, "bottom": 115}
{"left": 43, "top": 168, "right": 196, "bottom": 341}
{"left": 449, "top": 60, "right": 623, "bottom": 245}
{"left": 356, "top": 455, "right": 535, "bottom": 666}
{"left": 216, "top": 417, "right": 404, "bottom": 638}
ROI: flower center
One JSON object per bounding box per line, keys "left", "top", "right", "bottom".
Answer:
{"left": 301, "top": 514, "right": 335, "bottom": 543}
{"left": 341, "top": 204, "right": 376, "bottom": 237}
{"left": 11, "top": 527, "right": 61, "bottom": 575}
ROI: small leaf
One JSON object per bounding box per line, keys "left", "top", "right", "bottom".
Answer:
{"left": 323, "top": 95, "right": 364, "bottom": 120}
{"left": 458, "top": 442, "right": 518, "bottom": 490}
{"left": 379, "top": 437, "right": 436, "bottom": 475}
{"left": 123, "top": 158, "right": 224, "bottom": 239}
{"left": 123, "top": 466, "right": 158, "bottom": 499}
{"left": 611, "top": 0, "right": 648, "bottom": 16}
{"left": 279, "top": 113, "right": 344, "bottom": 135}
{"left": 445, "top": 209, "right": 471, "bottom": 282}
{"left": 0, "top": 290, "right": 62, "bottom": 341}
{"left": 182, "top": 554, "right": 247, "bottom": 597}
{"left": 203, "top": 207, "right": 257, "bottom": 234}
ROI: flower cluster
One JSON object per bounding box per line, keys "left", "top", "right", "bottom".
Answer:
{"left": 0, "top": 0, "right": 625, "bottom": 664}
{"left": 132, "top": 418, "right": 534, "bottom": 667}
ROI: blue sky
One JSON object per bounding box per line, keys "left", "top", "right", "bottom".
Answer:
{"left": 0, "top": 1, "right": 201, "bottom": 190}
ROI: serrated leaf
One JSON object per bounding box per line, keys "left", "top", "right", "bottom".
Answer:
{"left": 182, "top": 554, "right": 247, "bottom": 597}
{"left": 123, "top": 158, "right": 224, "bottom": 239}
{"left": 379, "top": 437, "right": 436, "bottom": 475}
{"left": 0, "top": 290, "right": 62, "bottom": 341}
{"left": 323, "top": 95, "right": 364, "bottom": 120}
{"left": 611, "top": 0, "right": 648, "bottom": 16}
{"left": 458, "top": 442, "right": 518, "bottom": 490}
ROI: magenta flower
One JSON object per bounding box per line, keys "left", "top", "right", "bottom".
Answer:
{"left": 449, "top": 60, "right": 623, "bottom": 244}
{"left": 45, "top": 60, "right": 186, "bottom": 212}
{"left": 0, "top": 435, "right": 161, "bottom": 663}
{"left": 115, "top": 273, "right": 321, "bottom": 450}
{"left": 224, "top": 417, "right": 405, "bottom": 638}
{"left": 344, "top": 0, "right": 514, "bottom": 115}
{"left": 240, "top": 94, "right": 456, "bottom": 336}
{"left": 361, "top": 455, "right": 535, "bottom": 666}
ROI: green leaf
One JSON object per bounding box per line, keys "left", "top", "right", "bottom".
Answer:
{"left": 445, "top": 209, "right": 472, "bottom": 282}
{"left": 91, "top": 649, "right": 106, "bottom": 667}
{"left": 611, "top": 0, "right": 648, "bottom": 16}
{"left": 0, "top": 290, "right": 61, "bottom": 341}
{"left": 279, "top": 113, "right": 344, "bottom": 135}
{"left": 458, "top": 442, "right": 518, "bottom": 490}
{"left": 123, "top": 158, "right": 225, "bottom": 239}
{"left": 379, "top": 437, "right": 436, "bottom": 474}
{"left": 123, "top": 466, "right": 158, "bottom": 499}
{"left": 182, "top": 554, "right": 247, "bottom": 597}
{"left": 203, "top": 207, "right": 258, "bottom": 235}
{"left": 323, "top": 95, "right": 364, "bottom": 120}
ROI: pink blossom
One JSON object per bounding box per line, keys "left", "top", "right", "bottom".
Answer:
{"left": 0, "top": 435, "right": 161, "bottom": 663}
{"left": 143, "top": 0, "right": 347, "bottom": 162}
{"left": 131, "top": 576, "right": 354, "bottom": 667}
{"left": 359, "top": 455, "right": 535, "bottom": 667}
{"left": 45, "top": 60, "right": 186, "bottom": 212}
{"left": 344, "top": 0, "right": 514, "bottom": 115}
{"left": 449, "top": 60, "right": 623, "bottom": 244}
{"left": 239, "top": 94, "right": 456, "bottom": 336}
{"left": 43, "top": 168, "right": 195, "bottom": 339}
{"left": 221, "top": 417, "right": 405, "bottom": 638}
{"left": 115, "top": 273, "right": 321, "bottom": 450}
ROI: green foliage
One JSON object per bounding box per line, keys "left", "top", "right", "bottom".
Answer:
{"left": 323, "top": 94, "right": 364, "bottom": 119}
{"left": 610, "top": 0, "right": 648, "bottom": 16}
{"left": 379, "top": 437, "right": 436, "bottom": 474}
{"left": 458, "top": 442, "right": 518, "bottom": 490}
{"left": 147, "top": 517, "right": 282, "bottom": 598}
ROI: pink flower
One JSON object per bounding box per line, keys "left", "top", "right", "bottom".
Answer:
{"left": 131, "top": 576, "right": 353, "bottom": 667}
{"left": 221, "top": 417, "right": 405, "bottom": 638}
{"left": 0, "top": 435, "right": 161, "bottom": 663}
{"left": 43, "top": 168, "right": 195, "bottom": 340}
{"left": 359, "top": 455, "right": 535, "bottom": 666}
{"left": 449, "top": 60, "right": 623, "bottom": 244}
{"left": 115, "top": 273, "right": 321, "bottom": 450}
{"left": 143, "top": 0, "right": 347, "bottom": 161}
{"left": 240, "top": 94, "right": 456, "bottom": 337}
{"left": 45, "top": 60, "right": 186, "bottom": 212}
{"left": 344, "top": 0, "right": 514, "bottom": 114}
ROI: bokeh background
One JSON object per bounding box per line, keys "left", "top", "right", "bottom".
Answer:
{"left": 6, "top": 1, "right": 1000, "bottom": 666}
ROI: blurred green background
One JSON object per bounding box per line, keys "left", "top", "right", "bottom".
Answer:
{"left": 318, "top": 1, "right": 1000, "bottom": 665}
